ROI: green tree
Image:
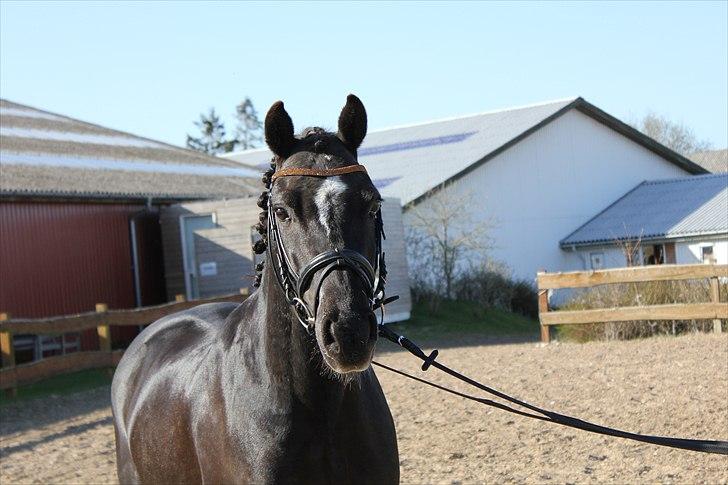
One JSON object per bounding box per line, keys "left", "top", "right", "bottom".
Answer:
{"left": 186, "top": 108, "right": 238, "bottom": 155}
{"left": 234, "top": 97, "right": 263, "bottom": 149}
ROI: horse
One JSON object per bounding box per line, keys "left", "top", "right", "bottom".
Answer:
{"left": 111, "top": 95, "right": 400, "bottom": 484}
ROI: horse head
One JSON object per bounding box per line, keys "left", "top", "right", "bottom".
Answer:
{"left": 258, "top": 94, "right": 383, "bottom": 375}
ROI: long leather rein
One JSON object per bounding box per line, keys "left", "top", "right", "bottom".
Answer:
{"left": 265, "top": 162, "right": 728, "bottom": 456}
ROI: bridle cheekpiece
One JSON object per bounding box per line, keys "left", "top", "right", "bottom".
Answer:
{"left": 266, "top": 164, "right": 397, "bottom": 333}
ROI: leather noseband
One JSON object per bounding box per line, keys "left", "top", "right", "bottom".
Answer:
{"left": 267, "top": 164, "right": 393, "bottom": 332}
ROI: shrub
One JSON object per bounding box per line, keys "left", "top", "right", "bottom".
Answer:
{"left": 450, "top": 262, "right": 539, "bottom": 318}
{"left": 557, "top": 279, "right": 726, "bottom": 342}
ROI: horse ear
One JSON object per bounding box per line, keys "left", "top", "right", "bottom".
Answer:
{"left": 337, "top": 94, "right": 367, "bottom": 153}
{"left": 265, "top": 101, "right": 295, "bottom": 158}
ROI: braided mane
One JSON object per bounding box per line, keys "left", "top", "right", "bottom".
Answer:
{"left": 252, "top": 159, "right": 276, "bottom": 287}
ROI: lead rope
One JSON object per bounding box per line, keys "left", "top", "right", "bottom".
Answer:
{"left": 372, "top": 325, "right": 728, "bottom": 455}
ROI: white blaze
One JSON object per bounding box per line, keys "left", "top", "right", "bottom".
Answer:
{"left": 314, "top": 178, "right": 347, "bottom": 236}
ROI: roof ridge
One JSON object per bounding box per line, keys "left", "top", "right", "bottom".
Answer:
{"left": 642, "top": 172, "right": 728, "bottom": 185}
{"left": 366, "top": 96, "right": 580, "bottom": 134}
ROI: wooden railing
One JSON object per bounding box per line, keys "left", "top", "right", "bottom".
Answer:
{"left": 0, "top": 290, "right": 249, "bottom": 394}
{"left": 537, "top": 263, "right": 727, "bottom": 343}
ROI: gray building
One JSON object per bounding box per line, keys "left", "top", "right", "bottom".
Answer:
{"left": 160, "top": 197, "right": 412, "bottom": 323}
{"left": 560, "top": 173, "right": 728, "bottom": 269}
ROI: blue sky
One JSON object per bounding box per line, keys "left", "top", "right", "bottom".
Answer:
{"left": 1, "top": 1, "right": 726, "bottom": 148}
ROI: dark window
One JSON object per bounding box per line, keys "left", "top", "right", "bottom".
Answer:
{"left": 702, "top": 246, "right": 715, "bottom": 263}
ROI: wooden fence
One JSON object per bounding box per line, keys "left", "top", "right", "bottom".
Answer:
{"left": 0, "top": 290, "right": 249, "bottom": 394}
{"left": 537, "top": 263, "right": 727, "bottom": 343}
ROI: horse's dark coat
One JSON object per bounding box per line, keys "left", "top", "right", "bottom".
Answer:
{"left": 111, "top": 96, "right": 399, "bottom": 484}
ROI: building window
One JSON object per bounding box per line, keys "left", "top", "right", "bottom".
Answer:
{"left": 642, "top": 244, "right": 666, "bottom": 265}
{"left": 589, "top": 252, "right": 604, "bottom": 270}
{"left": 702, "top": 245, "right": 715, "bottom": 264}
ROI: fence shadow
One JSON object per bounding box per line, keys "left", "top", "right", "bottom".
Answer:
{"left": 0, "top": 385, "right": 112, "bottom": 438}
{"left": 0, "top": 415, "right": 113, "bottom": 458}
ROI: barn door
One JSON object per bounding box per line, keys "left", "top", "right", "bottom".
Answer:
{"left": 130, "top": 209, "right": 167, "bottom": 307}
{"left": 180, "top": 214, "right": 216, "bottom": 299}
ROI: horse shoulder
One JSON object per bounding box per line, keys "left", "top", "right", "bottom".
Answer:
{"left": 111, "top": 302, "right": 241, "bottom": 483}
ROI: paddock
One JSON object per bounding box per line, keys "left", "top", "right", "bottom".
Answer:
{"left": 1, "top": 332, "right": 726, "bottom": 484}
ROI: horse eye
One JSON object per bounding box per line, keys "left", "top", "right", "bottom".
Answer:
{"left": 274, "top": 207, "right": 290, "bottom": 221}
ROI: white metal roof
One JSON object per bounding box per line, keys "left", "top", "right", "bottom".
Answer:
{"left": 561, "top": 173, "right": 728, "bottom": 247}
{"left": 689, "top": 149, "right": 727, "bottom": 173}
{"left": 222, "top": 98, "right": 577, "bottom": 204}
{"left": 222, "top": 97, "right": 705, "bottom": 205}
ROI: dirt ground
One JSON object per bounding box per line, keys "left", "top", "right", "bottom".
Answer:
{"left": 1, "top": 332, "right": 726, "bottom": 484}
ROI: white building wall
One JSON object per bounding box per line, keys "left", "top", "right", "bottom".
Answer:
{"left": 562, "top": 237, "right": 728, "bottom": 271}
{"left": 405, "top": 109, "right": 690, "bottom": 283}
{"left": 677, "top": 238, "right": 728, "bottom": 265}
{"left": 563, "top": 246, "right": 627, "bottom": 271}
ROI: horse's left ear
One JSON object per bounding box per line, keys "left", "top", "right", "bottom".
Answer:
{"left": 337, "top": 94, "right": 367, "bottom": 153}
{"left": 265, "top": 101, "right": 296, "bottom": 158}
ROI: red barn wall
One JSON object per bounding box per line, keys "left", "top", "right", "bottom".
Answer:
{"left": 0, "top": 201, "right": 148, "bottom": 351}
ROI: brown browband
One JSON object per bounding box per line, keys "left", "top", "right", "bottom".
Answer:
{"left": 270, "top": 165, "right": 367, "bottom": 181}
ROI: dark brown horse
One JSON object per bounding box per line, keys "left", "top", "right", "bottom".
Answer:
{"left": 111, "top": 95, "right": 399, "bottom": 484}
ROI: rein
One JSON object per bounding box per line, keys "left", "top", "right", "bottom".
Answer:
{"left": 266, "top": 164, "right": 394, "bottom": 332}
{"left": 373, "top": 325, "right": 728, "bottom": 456}
{"left": 265, "top": 162, "right": 727, "bottom": 456}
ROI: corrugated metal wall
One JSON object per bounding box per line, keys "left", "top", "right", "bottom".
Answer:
{"left": 0, "top": 201, "right": 146, "bottom": 351}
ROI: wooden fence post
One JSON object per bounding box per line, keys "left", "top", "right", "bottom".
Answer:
{"left": 710, "top": 276, "right": 722, "bottom": 334}
{"left": 537, "top": 271, "right": 550, "bottom": 343}
{"left": 96, "top": 304, "right": 111, "bottom": 352}
{"left": 175, "top": 294, "right": 186, "bottom": 302}
{"left": 0, "top": 313, "right": 17, "bottom": 397}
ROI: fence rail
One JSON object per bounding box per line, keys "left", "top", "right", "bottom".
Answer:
{"left": 537, "top": 263, "right": 727, "bottom": 343}
{"left": 0, "top": 290, "right": 249, "bottom": 393}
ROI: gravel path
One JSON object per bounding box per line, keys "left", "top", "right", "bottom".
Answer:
{"left": 1, "top": 332, "right": 726, "bottom": 484}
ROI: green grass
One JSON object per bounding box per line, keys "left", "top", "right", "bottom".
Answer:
{"left": 387, "top": 299, "right": 539, "bottom": 342}
{"left": 0, "top": 367, "right": 114, "bottom": 406}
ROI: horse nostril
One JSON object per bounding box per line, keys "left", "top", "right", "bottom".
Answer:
{"left": 323, "top": 318, "right": 336, "bottom": 347}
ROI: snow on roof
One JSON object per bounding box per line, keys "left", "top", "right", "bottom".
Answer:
{"left": 0, "top": 99, "right": 260, "bottom": 201}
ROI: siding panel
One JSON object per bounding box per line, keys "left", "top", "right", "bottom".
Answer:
{"left": 0, "top": 201, "right": 142, "bottom": 350}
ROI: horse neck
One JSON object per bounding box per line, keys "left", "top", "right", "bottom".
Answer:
{"left": 249, "top": 261, "right": 349, "bottom": 412}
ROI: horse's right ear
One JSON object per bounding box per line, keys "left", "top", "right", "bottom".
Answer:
{"left": 265, "top": 101, "right": 295, "bottom": 158}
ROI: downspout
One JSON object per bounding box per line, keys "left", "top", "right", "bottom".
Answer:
{"left": 130, "top": 214, "right": 143, "bottom": 308}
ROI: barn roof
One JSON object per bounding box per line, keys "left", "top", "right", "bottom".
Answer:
{"left": 0, "top": 99, "right": 260, "bottom": 202}
{"left": 222, "top": 97, "right": 706, "bottom": 205}
{"left": 689, "top": 149, "right": 728, "bottom": 173}
{"left": 560, "top": 173, "right": 728, "bottom": 247}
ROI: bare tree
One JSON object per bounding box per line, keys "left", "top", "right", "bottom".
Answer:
{"left": 406, "top": 186, "right": 492, "bottom": 300}
{"left": 610, "top": 225, "right": 645, "bottom": 267}
{"left": 632, "top": 112, "right": 711, "bottom": 155}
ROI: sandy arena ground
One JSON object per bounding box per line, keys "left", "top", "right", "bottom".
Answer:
{"left": 1, "top": 332, "right": 726, "bottom": 484}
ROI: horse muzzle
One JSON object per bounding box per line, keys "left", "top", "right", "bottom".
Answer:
{"left": 317, "top": 302, "right": 378, "bottom": 374}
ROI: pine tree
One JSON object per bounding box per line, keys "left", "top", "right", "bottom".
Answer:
{"left": 186, "top": 108, "right": 238, "bottom": 155}
{"left": 233, "top": 97, "right": 263, "bottom": 150}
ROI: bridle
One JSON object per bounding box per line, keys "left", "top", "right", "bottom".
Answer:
{"left": 266, "top": 164, "right": 396, "bottom": 332}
